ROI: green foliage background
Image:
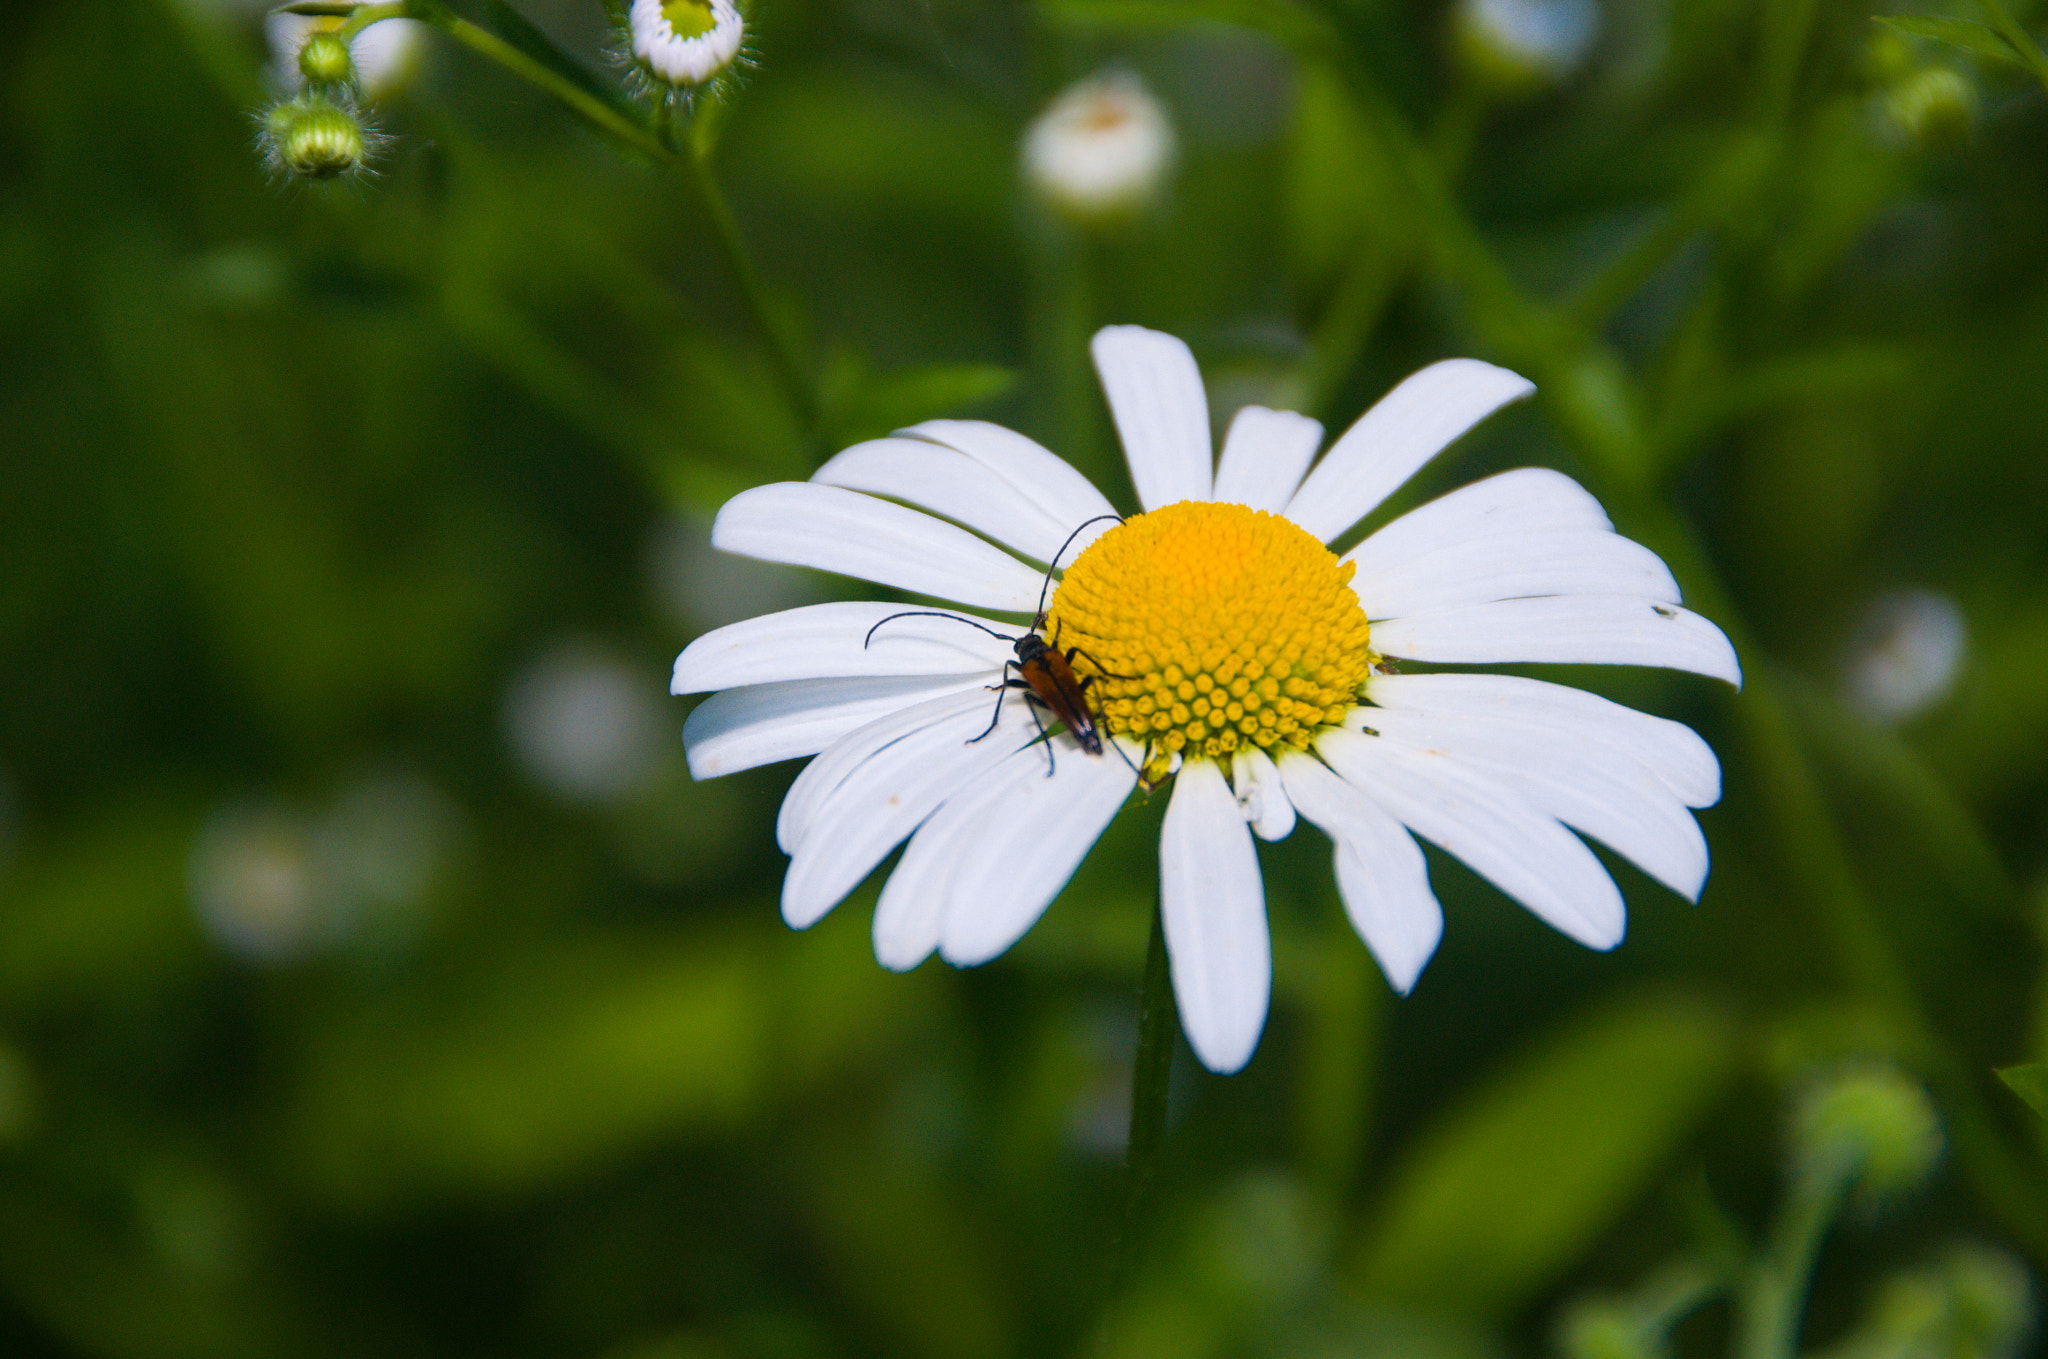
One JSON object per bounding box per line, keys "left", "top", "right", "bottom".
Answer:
{"left": 3, "top": 1, "right": 2048, "bottom": 1355}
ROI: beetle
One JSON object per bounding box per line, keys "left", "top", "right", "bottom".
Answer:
{"left": 863, "top": 514, "right": 1133, "bottom": 776}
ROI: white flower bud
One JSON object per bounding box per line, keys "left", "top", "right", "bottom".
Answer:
{"left": 1454, "top": 0, "right": 1600, "bottom": 90}
{"left": 1022, "top": 70, "right": 1175, "bottom": 226}
{"left": 1841, "top": 587, "right": 1968, "bottom": 724}
{"left": 629, "top": 0, "right": 744, "bottom": 88}
{"left": 267, "top": 15, "right": 424, "bottom": 99}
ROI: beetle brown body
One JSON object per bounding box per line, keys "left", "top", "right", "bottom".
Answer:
{"left": 862, "top": 514, "right": 1130, "bottom": 776}
{"left": 1000, "top": 620, "right": 1106, "bottom": 757}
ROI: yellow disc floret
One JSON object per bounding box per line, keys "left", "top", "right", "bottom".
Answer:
{"left": 1044, "top": 501, "right": 1375, "bottom": 785}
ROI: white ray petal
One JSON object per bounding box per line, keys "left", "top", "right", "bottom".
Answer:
{"left": 1315, "top": 727, "right": 1626, "bottom": 950}
{"left": 1357, "top": 530, "right": 1682, "bottom": 618}
{"left": 780, "top": 694, "right": 1039, "bottom": 928}
{"left": 812, "top": 438, "right": 1078, "bottom": 565}
{"left": 776, "top": 686, "right": 1005, "bottom": 855}
{"left": 901, "top": 419, "right": 1122, "bottom": 546}
{"left": 1278, "top": 752, "right": 1441, "bottom": 992}
{"left": 1371, "top": 596, "right": 1743, "bottom": 686}
{"left": 936, "top": 738, "right": 1139, "bottom": 966}
{"left": 1230, "top": 746, "right": 1296, "bottom": 841}
{"left": 673, "top": 601, "right": 1014, "bottom": 695}
{"left": 874, "top": 751, "right": 1040, "bottom": 971}
{"left": 1345, "top": 467, "right": 1612, "bottom": 582}
{"left": 711, "top": 482, "right": 1047, "bottom": 611}
{"left": 682, "top": 674, "right": 988, "bottom": 779}
{"left": 1284, "top": 360, "right": 1535, "bottom": 543}
{"left": 1092, "top": 326, "right": 1214, "bottom": 510}
{"left": 1213, "top": 406, "right": 1324, "bottom": 513}
{"left": 1159, "top": 759, "right": 1270, "bottom": 1074}
{"left": 1360, "top": 709, "right": 1709, "bottom": 900}
{"left": 1364, "top": 672, "right": 1720, "bottom": 807}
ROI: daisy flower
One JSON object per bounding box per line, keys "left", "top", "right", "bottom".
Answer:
{"left": 671, "top": 326, "right": 1739, "bottom": 1073}
{"left": 629, "top": 0, "right": 744, "bottom": 88}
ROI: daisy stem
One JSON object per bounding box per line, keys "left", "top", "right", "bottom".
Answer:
{"left": 395, "top": 2, "right": 821, "bottom": 435}
{"left": 1110, "top": 899, "right": 1177, "bottom": 1297}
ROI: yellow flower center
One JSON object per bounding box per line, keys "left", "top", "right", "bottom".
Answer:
{"left": 661, "top": 0, "right": 717, "bottom": 38}
{"left": 1044, "top": 501, "right": 1375, "bottom": 785}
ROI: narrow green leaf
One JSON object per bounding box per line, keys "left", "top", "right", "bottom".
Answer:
{"left": 1875, "top": 15, "right": 2028, "bottom": 68}
{"left": 1997, "top": 1064, "right": 2048, "bottom": 1121}
{"left": 1354, "top": 993, "right": 1740, "bottom": 1318}
{"left": 272, "top": 2, "right": 364, "bottom": 15}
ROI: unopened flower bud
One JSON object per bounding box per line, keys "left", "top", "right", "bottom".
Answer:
{"left": 1792, "top": 1066, "right": 1943, "bottom": 1202}
{"left": 1881, "top": 67, "right": 1977, "bottom": 148}
{"left": 1454, "top": 0, "right": 1601, "bottom": 91}
{"left": 258, "top": 93, "right": 380, "bottom": 182}
{"left": 297, "top": 30, "right": 356, "bottom": 89}
{"left": 1022, "top": 70, "right": 1176, "bottom": 227}
{"left": 630, "top": 0, "right": 744, "bottom": 88}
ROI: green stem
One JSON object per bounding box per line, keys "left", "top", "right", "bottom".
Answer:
{"left": 1978, "top": 0, "right": 2048, "bottom": 94}
{"left": 381, "top": 2, "right": 820, "bottom": 434}
{"left": 1735, "top": 1161, "right": 1852, "bottom": 1359}
{"left": 1111, "top": 900, "right": 1176, "bottom": 1298}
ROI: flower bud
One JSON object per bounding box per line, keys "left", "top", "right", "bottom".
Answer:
{"left": 1022, "top": 70, "right": 1176, "bottom": 227}
{"left": 1880, "top": 67, "right": 1977, "bottom": 148}
{"left": 258, "top": 93, "right": 378, "bottom": 182}
{"left": 1453, "top": 0, "right": 1601, "bottom": 92}
{"left": 1791, "top": 1066, "right": 1943, "bottom": 1203}
{"left": 629, "top": 0, "right": 744, "bottom": 88}
{"left": 297, "top": 30, "right": 356, "bottom": 89}
{"left": 1840, "top": 587, "right": 1967, "bottom": 723}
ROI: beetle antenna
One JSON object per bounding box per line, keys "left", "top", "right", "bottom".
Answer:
{"left": 1034, "top": 513, "right": 1125, "bottom": 621}
{"left": 864, "top": 610, "right": 1017, "bottom": 650}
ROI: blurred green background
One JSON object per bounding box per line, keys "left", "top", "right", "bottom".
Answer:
{"left": 5, "top": 1, "right": 2048, "bottom": 1355}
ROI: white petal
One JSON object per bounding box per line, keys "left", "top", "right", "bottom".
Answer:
{"left": 812, "top": 437, "right": 1079, "bottom": 565}
{"left": 1358, "top": 708, "right": 1709, "bottom": 900}
{"left": 1365, "top": 672, "right": 1720, "bottom": 807}
{"left": 780, "top": 692, "right": 1039, "bottom": 928}
{"left": 1356, "top": 530, "right": 1682, "bottom": 619}
{"left": 935, "top": 737, "right": 1139, "bottom": 966}
{"left": 682, "top": 674, "right": 987, "bottom": 779}
{"left": 1315, "top": 727, "right": 1626, "bottom": 950}
{"left": 1091, "top": 326, "right": 1214, "bottom": 510}
{"left": 776, "top": 686, "right": 1007, "bottom": 855}
{"left": 1371, "top": 596, "right": 1742, "bottom": 686}
{"left": 1345, "top": 467, "right": 1611, "bottom": 584}
{"left": 673, "top": 601, "right": 1012, "bottom": 694}
{"left": 711, "top": 482, "right": 1047, "bottom": 612}
{"left": 901, "top": 419, "right": 1122, "bottom": 545}
{"left": 1284, "top": 360, "right": 1536, "bottom": 543}
{"left": 1230, "top": 746, "right": 1297, "bottom": 841}
{"left": 1212, "top": 406, "right": 1324, "bottom": 513}
{"left": 1159, "top": 759, "right": 1270, "bottom": 1073}
{"left": 1277, "top": 752, "right": 1441, "bottom": 992}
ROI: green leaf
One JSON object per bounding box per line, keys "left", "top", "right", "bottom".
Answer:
{"left": 1875, "top": 15, "right": 2029, "bottom": 69}
{"left": 1353, "top": 993, "right": 1740, "bottom": 1318}
{"left": 1997, "top": 1064, "right": 2048, "bottom": 1121}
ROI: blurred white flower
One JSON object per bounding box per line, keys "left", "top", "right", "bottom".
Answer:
{"left": 1842, "top": 587, "right": 1967, "bottom": 723}
{"left": 673, "top": 324, "right": 1738, "bottom": 1073}
{"left": 630, "top": 0, "right": 744, "bottom": 88}
{"left": 266, "top": 14, "right": 425, "bottom": 98}
{"left": 1023, "top": 70, "right": 1176, "bottom": 225}
{"left": 190, "top": 802, "right": 327, "bottom": 963}
{"left": 506, "top": 641, "right": 667, "bottom": 804}
{"left": 1455, "top": 0, "right": 1600, "bottom": 87}
{"left": 190, "top": 773, "right": 459, "bottom": 964}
